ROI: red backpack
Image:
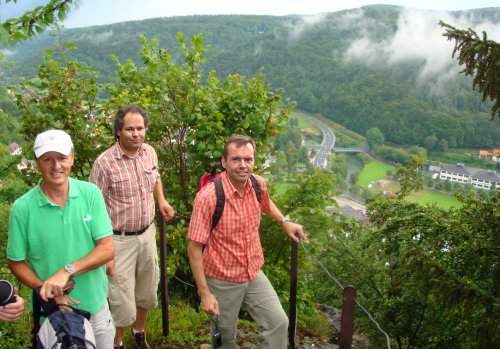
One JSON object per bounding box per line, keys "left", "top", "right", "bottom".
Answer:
{"left": 197, "top": 162, "right": 261, "bottom": 230}
{"left": 197, "top": 162, "right": 222, "bottom": 191}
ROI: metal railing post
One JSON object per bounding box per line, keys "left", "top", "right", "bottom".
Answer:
{"left": 339, "top": 285, "right": 356, "bottom": 349}
{"left": 289, "top": 240, "right": 298, "bottom": 349}
{"left": 159, "top": 214, "right": 169, "bottom": 336}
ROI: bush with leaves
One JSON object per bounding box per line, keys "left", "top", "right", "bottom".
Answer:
{"left": 13, "top": 41, "right": 112, "bottom": 183}
{"left": 104, "top": 33, "right": 295, "bottom": 293}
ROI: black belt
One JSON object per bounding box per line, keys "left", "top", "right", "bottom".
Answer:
{"left": 113, "top": 223, "right": 151, "bottom": 236}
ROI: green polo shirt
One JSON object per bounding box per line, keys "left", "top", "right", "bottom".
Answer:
{"left": 7, "top": 178, "right": 113, "bottom": 314}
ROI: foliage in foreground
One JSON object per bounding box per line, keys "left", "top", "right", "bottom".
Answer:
{"left": 306, "top": 190, "right": 499, "bottom": 349}
{"left": 440, "top": 21, "right": 500, "bottom": 119}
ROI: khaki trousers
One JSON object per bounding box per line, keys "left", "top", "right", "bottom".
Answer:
{"left": 206, "top": 270, "right": 288, "bottom": 349}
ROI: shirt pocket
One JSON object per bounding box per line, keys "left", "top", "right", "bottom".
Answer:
{"left": 143, "top": 169, "right": 157, "bottom": 192}
{"left": 109, "top": 171, "right": 137, "bottom": 198}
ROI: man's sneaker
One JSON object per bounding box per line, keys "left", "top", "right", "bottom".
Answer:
{"left": 131, "top": 330, "right": 150, "bottom": 349}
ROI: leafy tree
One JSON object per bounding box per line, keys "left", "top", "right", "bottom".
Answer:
{"left": 434, "top": 180, "right": 444, "bottom": 191}
{"left": 298, "top": 146, "right": 309, "bottom": 166}
{"left": 107, "top": 34, "right": 293, "bottom": 210}
{"left": 443, "top": 179, "right": 452, "bottom": 192}
{"left": 309, "top": 189, "right": 499, "bottom": 348}
{"left": 13, "top": 41, "right": 110, "bottom": 183}
{"left": 437, "top": 138, "right": 448, "bottom": 151}
{"left": 424, "top": 134, "right": 438, "bottom": 150}
{"left": 274, "top": 126, "right": 301, "bottom": 151}
{"left": 271, "top": 150, "right": 287, "bottom": 180}
{"left": 440, "top": 21, "right": 499, "bottom": 119}
{"left": 106, "top": 33, "right": 294, "bottom": 281}
{"left": 396, "top": 150, "right": 426, "bottom": 199}
{"left": 365, "top": 127, "right": 384, "bottom": 149}
{"left": 0, "top": 0, "right": 77, "bottom": 42}
{"left": 285, "top": 141, "right": 299, "bottom": 175}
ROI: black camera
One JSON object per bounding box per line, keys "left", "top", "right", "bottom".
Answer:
{"left": 211, "top": 316, "right": 222, "bottom": 348}
{"left": 0, "top": 280, "right": 17, "bottom": 306}
{"left": 212, "top": 330, "right": 222, "bottom": 348}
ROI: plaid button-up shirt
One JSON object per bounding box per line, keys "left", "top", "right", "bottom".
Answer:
{"left": 187, "top": 171, "right": 271, "bottom": 282}
{"left": 89, "top": 143, "right": 160, "bottom": 232}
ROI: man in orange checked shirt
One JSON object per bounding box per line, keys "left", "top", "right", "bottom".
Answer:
{"left": 187, "top": 135, "right": 307, "bottom": 349}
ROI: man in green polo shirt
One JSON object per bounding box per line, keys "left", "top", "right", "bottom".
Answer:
{"left": 7, "top": 129, "right": 116, "bottom": 348}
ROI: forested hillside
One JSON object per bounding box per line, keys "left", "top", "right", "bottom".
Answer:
{"left": 1, "top": 5, "right": 499, "bottom": 148}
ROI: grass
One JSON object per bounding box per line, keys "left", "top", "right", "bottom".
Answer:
{"left": 407, "top": 190, "right": 461, "bottom": 209}
{"left": 124, "top": 299, "right": 211, "bottom": 348}
{"left": 357, "top": 160, "right": 394, "bottom": 188}
{"left": 273, "top": 180, "right": 297, "bottom": 195}
{"left": 373, "top": 179, "right": 461, "bottom": 208}
{"left": 356, "top": 157, "right": 461, "bottom": 209}
{"left": 293, "top": 113, "right": 321, "bottom": 132}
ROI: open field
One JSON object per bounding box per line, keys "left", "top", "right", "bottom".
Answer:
{"left": 357, "top": 160, "right": 394, "bottom": 187}
{"left": 293, "top": 113, "right": 321, "bottom": 132}
{"left": 372, "top": 179, "right": 461, "bottom": 208}
{"left": 407, "top": 189, "right": 461, "bottom": 209}
{"left": 357, "top": 157, "right": 462, "bottom": 209}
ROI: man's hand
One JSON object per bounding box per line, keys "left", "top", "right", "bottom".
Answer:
{"left": 158, "top": 200, "right": 175, "bottom": 221}
{"left": 106, "top": 259, "right": 115, "bottom": 276}
{"left": 0, "top": 289, "right": 24, "bottom": 322}
{"left": 200, "top": 291, "right": 219, "bottom": 317}
{"left": 283, "top": 221, "right": 308, "bottom": 243}
{"left": 53, "top": 294, "right": 80, "bottom": 312}
{"left": 39, "top": 269, "right": 71, "bottom": 302}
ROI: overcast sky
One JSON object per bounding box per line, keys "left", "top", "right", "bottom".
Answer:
{"left": 1, "top": 0, "right": 499, "bottom": 28}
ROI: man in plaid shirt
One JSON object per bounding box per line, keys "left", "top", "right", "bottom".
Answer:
{"left": 90, "top": 105, "right": 175, "bottom": 349}
{"left": 187, "top": 135, "right": 307, "bottom": 349}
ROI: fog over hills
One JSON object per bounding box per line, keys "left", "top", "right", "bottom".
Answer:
{"left": 2, "top": 5, "right": 499, "bottom": 148}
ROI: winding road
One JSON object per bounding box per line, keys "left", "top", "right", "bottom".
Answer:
{"left": 299, "top": 113, "right": 336, "bottom": 169}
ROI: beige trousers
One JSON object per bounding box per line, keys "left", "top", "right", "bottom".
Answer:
{"left": 206, "top": 270, "right": 289, "bottom": 349}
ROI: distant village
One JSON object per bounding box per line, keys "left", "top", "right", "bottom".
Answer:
{"left": 8, "top": 142, "right": 500, "bottom": 192}
{"left": 428, "top": 148, "right": 500, "bottom": 191}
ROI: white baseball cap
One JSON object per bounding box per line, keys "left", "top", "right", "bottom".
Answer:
{"left": 34, "top": 129, "right": 74, "bottom": 158}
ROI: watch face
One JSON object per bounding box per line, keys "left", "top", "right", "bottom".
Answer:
{"left": 65, "top": 264, "right": 75, "bottom": 275}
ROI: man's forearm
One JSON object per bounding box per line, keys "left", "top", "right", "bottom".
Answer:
{"left": 187, "top": 240, "right": 210, "bottom": 296}
{"left": 267, "top": 197, "right": 287, "bottom": 222}
{"left": 7, "top": 260, "right": 43, "bottom": 289}
{"left": 154, "top": 179, "right": 167, "bottom": 204}
{"left": 70, "top": 236, "right": 115, "bottom": 276}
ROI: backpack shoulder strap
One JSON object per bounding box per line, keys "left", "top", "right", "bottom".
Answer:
{"left": 211, "top": 175, "right": 261, "bottom": 231}
{"left": 32, "top": 289, "right": 42, "bottom": 349}
{"left": 250, "top": 175, "right": 262, "bottom": 202}
{"left": 211, "top": 177, "right": 225, "bottom": 231}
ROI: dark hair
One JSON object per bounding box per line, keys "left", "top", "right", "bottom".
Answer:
{"left": 223, "top": 135, "right": 257, "bottom": 159}
{"left": 114, "top": 104, "right": 149, "bottom": 138}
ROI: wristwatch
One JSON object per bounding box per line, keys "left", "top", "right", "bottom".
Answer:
{"left": 279, "top": 216, "right": 290, "bottom": 225}
{"left": 64, "top": 264, "right": 75, "bottom": 277}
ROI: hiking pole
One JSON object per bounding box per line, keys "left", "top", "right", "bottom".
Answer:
{"left": 159, "top": 214, "right": 169, "bottom": 336}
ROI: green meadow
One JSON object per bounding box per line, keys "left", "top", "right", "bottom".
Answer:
{"left": 357, "top": 160, "right": 394, "bottom": 188}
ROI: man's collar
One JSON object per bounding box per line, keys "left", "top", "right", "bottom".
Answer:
{"left": 221, "top": 172, "right": 252, "bottom": 198}
{"left": 112, "top": 142, "right": 146, "bottom": 159}
{"left": 35, "top": 177, "right": 78, "bottom": 206}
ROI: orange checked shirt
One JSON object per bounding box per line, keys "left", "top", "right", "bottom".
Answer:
{"left": 187, "top": 171, "right": 271, "bottom": 282}
{"left": 89, "top": 143, "right": 160, "bottom": 232}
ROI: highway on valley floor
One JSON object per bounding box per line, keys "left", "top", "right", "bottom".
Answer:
{"left": 300, "top": 112, "right": 367, "bottom": 213}
{"left": 299, "top": 113, "right": 336, "bottom": 169}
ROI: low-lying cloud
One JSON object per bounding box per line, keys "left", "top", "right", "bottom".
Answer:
{"left": 75, "top": 30, "right": 114, "bottom": 44}
{"left": 342, "top": 8, "right": 500, "bottom": 86}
